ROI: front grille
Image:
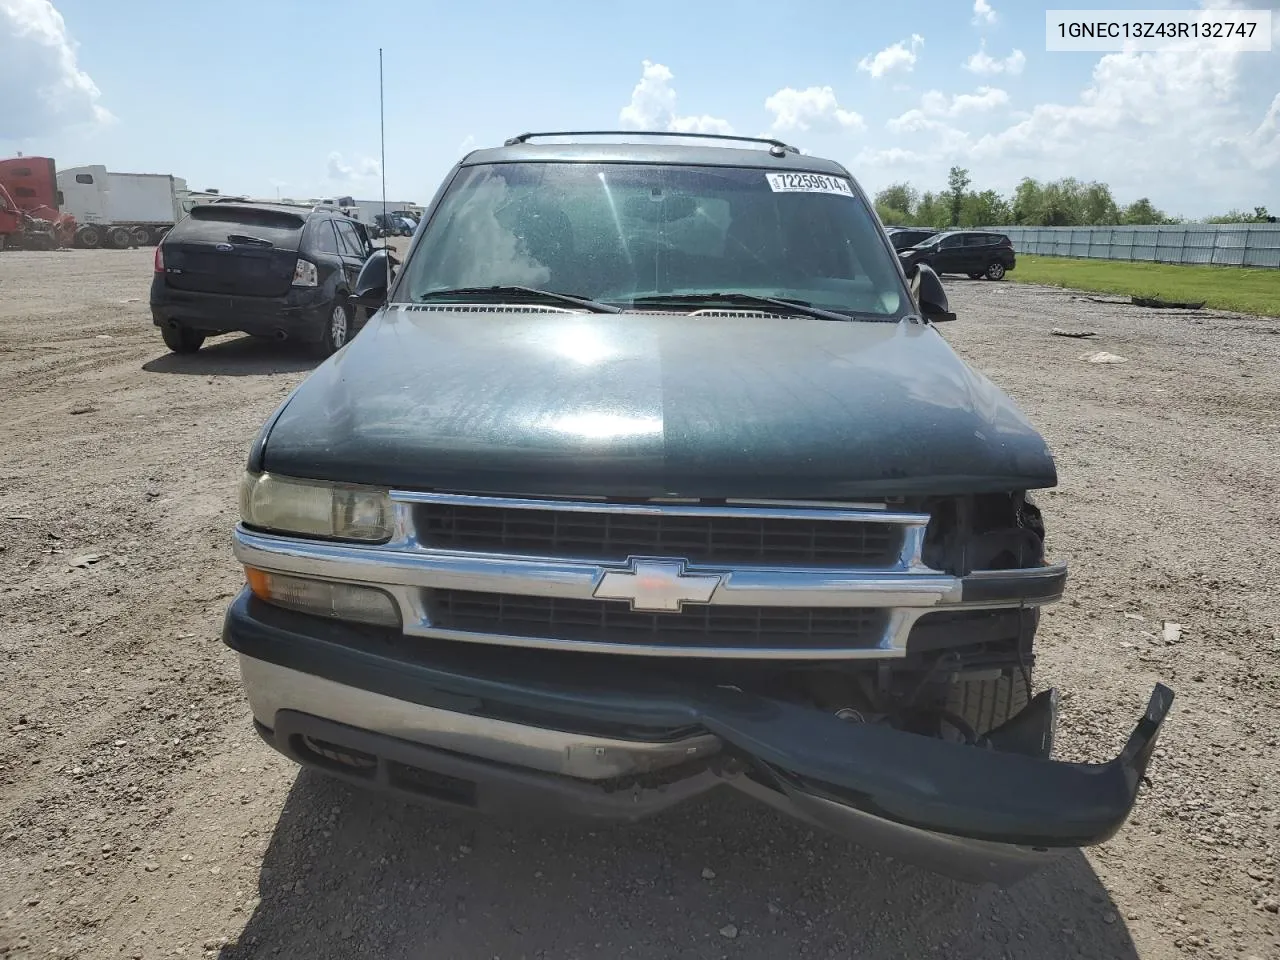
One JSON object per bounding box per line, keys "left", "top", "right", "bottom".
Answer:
{"left": 428, "top": 589, "right": 887, "bottom": 650}
{"left": 416, "top": 503, "right": 902, "bottom": 567}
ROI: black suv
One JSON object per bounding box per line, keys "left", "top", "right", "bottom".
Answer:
{"left": 150, "top": 203, "right": 375, "bottom": 356}
{"left": 885, "top": 226, "right": 937, "bottom": 251}
{"left": 899, "top": 230, "right": 1016, "bottom": 280}
{"left": 223, "top": 131, "right": 1171, "bottom": 884}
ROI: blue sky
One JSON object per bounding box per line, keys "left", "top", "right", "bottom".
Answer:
{"left": 1, "top": 0, "right": 1277, "bottom": 217}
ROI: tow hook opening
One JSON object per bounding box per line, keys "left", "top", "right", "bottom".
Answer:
{"left": 293, "top": 733, "right": 376, "bottom": 776}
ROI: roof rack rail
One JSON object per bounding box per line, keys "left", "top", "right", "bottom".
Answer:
{"left": 503, "top": 130, "right": 800, "bottom": 157}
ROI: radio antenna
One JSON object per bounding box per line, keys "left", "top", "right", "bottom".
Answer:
{"left": 379, "top": 47, "right": 390, "bottom": 288}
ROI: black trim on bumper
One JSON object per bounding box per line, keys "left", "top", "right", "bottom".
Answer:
{"left": 961, "top": 566, "right": 1067, "bottom": 605}
{"left": 256, "top": 707, "right": 1062, "bottom": 885}
{"left": 224, "top": 590, "right": 1173, "bottom": 853}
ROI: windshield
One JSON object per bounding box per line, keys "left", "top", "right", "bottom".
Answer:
{"left": 398, "top": 162, "right": 909, "bottom": 319}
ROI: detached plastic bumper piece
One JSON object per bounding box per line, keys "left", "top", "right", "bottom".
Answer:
{"left": 225, "top": 594, "right": 1174, "bottom": 884}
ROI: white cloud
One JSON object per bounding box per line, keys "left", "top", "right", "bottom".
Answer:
{"left": 0, "top": 0, "right": 111, "bottom": 139}
{"left": 619, "top": 60, "right": 733, "bottom": 135}
{"left": 921, "top": 86, "right": 1009, "bottom": 117}
{"left": 669, "top": 114, "right": 735, "bottom": 135}
{"left": 620, "top": 60, "right": 676, "bottom": 129}
{"left": 327, "top": 152, "right": 381, "bottom": 182}
{"left": 885, "top": 110, "right": 938, "bottom": 134}
{"left": 887, "top": 87, "right": 1007, "bottom": 133}
{"left": 964, "top": 42, "right": 1026, "bottom": 75}
{"left": 857, "top": 34, "right": 924, "bottom": 79}
{"left": 972, "top": 0, "right": 997, "bottom": 25}
{"left": 1218, "top": 92, "right": 1280, "bottom": 170}
{"left": 844, "top": 0, "right": 1280, "bottom": 216}
{"left": 854, "top": 146, "right": 929, "bottom": 168}
{"left": 764, "top": 86, "right": 864, "bottom": 133}
{"left": 957, "top": 1, "right": 1280, "bottom": 211}
{"left": 457, "top": 134, "right": 477, "bottom": 156}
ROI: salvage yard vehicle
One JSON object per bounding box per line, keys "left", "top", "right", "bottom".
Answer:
{"left": 150, "top": 202, "right": 376, "bottom": 357}
{"left": 223, "top": 131, "right": 1172, "bottom": 883}
{"left": 900, "top": 229, "right": 1017, "bottom": 280}
{"left": 0, "top": 156, "right": 77, "bottom": 248}
{"left": 56, "top": 164, "right": 180, "bottom": 248}
{"left": 0, "top": 184, "right": 61, "bottom": 251}
{"left": 372, "top": 212, "right": 412, "bottom": 237}
{"left": 885, "top": 226, "right": 938, "bottom": 251}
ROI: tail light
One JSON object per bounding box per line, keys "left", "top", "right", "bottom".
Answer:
{"left": 292, "top": 258, "right": 318, "bottom": 287}
{"left": 153, "top": 245, "right": 164, "bottom": 272}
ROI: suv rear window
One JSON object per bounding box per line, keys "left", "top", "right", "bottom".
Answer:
{"left": 169, "top": 206, "right": 306, "bottom": 248}
{"left": 402, "top": 162, "right": 909, "bottom": 319}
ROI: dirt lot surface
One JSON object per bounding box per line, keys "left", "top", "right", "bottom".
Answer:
{"left": 2, "top": 247, "right": 1278, "bottom": 960}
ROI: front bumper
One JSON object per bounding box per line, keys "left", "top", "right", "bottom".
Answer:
{"left": 224, "top": 592, "right": 1173, "bottom": 884}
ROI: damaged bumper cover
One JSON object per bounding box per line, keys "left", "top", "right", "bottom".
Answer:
{"left": 224, "top": 591, "right": 1173, "bottom": 884}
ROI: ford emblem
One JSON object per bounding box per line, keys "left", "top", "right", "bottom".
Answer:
{"left": 215, "top": 242, "right": 233, "bottom": 252}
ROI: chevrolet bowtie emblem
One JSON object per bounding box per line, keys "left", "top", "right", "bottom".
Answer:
{"left": 593, "top": 559, "right": 722, "bottom": 613}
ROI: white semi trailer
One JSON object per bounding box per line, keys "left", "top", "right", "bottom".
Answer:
{"left": 56, "top": 165, "right": 181, "bottom": 248}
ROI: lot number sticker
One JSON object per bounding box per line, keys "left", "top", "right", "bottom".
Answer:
{"left": 766, "top": 173, "right": 854, "bottom": 197}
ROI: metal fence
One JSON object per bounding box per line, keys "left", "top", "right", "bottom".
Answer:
{"left": 991, "top": 224, "right": 1280, "bottom": 268}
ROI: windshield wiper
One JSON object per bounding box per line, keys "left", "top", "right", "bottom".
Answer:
{"left": 225, "top": 233, "right": 273, "bottom": 247}
{"left": 628, "top": 292, "right": 878, "bottom": 323}
{"left": 417, "top": 285, "right": 621, "bottom": 314}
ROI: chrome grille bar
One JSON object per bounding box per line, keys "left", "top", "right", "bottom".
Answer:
{"left": 233, "top": 528, "right": 960, "bottom": 607}
{"left": 389, "top": 490, "right": 928, "bottom": 524}
{"left": 234, "top": 491, "right": 1063, "bottom": 659}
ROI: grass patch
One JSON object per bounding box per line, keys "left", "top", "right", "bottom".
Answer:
{"left": 1007, "top": 255, "right": 1280, "bottom": 317}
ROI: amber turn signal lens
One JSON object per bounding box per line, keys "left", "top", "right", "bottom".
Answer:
{"left": 242, "top": 566, "right": 400, "bottom": 628}
{"left": 245, "top": 566, "right": 272, "bottom": 601}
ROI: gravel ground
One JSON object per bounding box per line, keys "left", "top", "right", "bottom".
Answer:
{"left": 1, "top": 247, "right": 1277, "bottom": 960}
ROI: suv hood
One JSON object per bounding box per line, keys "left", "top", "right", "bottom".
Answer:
{"left": 258, "top": 305, "right": 1056, "bottom": 498}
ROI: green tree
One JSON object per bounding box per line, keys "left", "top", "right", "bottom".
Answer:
{"left": 874, "top": 183, "right": 919, "bottom": 222}
{"left": 1121, "top": 198, "right": 1169, "bottom": 225}
{"left": 960, "top": 189, "right": 1012, "bottom": 227}
{"left": 1206, "top": 209, "right": 1253, "bottom": 223}
{"left": 915, "top": 191, "right": 951, "bottom": 229}
{"left": 1080, "top": 182, "right": 1120, "bottom": 225}
{"left": 946, "top": 166, "right": 972, "bottom": 227}
{"left": 1011, "top": 178, "right": 1043, "bottom": 225}
{"left": 875, "top": 203, "right": 913, "bottom": 226}
{"left": 1206, "top": 206, "right": 1273, "bottom": 223}
{"left": 866, "top": 173, "right": 1197, "bottom": 228}
{"left": 1037, "top": 182, "right": 1078, "bottom": 225}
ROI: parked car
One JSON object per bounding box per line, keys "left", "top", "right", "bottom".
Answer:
{"left": 371, "top": 212, "right": 409, "bottom": 237}
{"left": 885, "top": 226, "right": 938, "bottom": 251}
{"left": 899, "top": 230, "right": 1016, "bottom": 280}
{"left": 223, "top": 130, "right": 1171, "bottom": 884}
{"left": 150, "top": 202, "right": 375, "bottom": 356}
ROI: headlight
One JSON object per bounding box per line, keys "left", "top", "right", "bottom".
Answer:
{"left": 239, "top": 472, "right": 393, "bottom": 541}
{"left": 245, "top": 568, "right": 401, "bottom": 627}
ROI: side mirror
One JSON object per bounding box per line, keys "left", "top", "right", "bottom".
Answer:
{"left": 908, "top": 262, "right": 956, "bottom": 322}
{"left": 351, "top": 248, "right": 394, "bottom": 310}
